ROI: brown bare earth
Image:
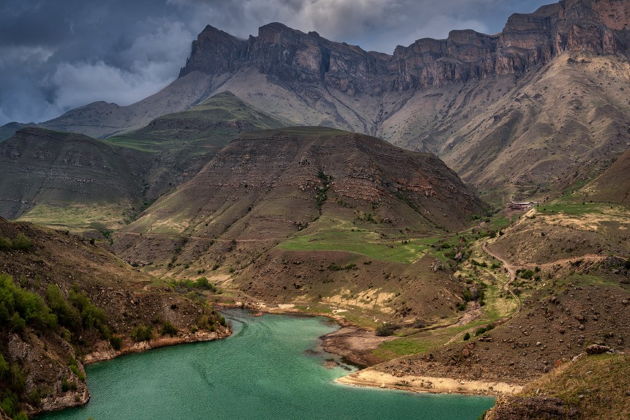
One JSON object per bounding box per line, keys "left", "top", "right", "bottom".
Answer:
{"left": 374, "top": 260, "right": 629, "bottom": 384}
{"left": 320, "top": 326, "right": 395, "bottom": 367}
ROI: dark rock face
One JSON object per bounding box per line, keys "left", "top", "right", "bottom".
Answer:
{"left": 179, "top": 0, "right": 629, "bottom": 93}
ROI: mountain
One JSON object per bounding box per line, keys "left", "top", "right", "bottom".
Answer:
{"left": 0, "top": 218, "right": 228, "bottom": 417}
{"left": 39, "top": 0, "right": 630, "bottom": 202}
{"left": 0, "top": 127, "right": 146, "bottom": 232}
{"left": 581, "top": 148, "right": 630, "bottom": 205}
{"left": 0, "top": 94, "right": 285, "bottom": 232}
{"left": 104, "top": 91, "right": 286, "bottom": 200}
{"left": 0, "top": 122, "right": 32, "bottom": 142}
{"left": 113, "top": 127, "right": 486, "bottom": 317}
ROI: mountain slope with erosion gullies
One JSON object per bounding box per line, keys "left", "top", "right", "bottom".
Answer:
{"left": 580, "top": 147, "right": 630, "bottom": 205}
{"left": 0, "top": 93, "right": 286, "bottom": 234}
{"left": 113, "top": 127, "right": 487, "bottom": 322}
{"left": 105, "top": 91, "right": 286, "bottom": 200}
{"left": 0, "top": 127, "right": 147, "bottom": 232}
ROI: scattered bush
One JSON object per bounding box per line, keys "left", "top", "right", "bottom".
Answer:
{"left": 46, "top": 285, "right": 81, "bottom": 330}
{"left": 375, "top": 323, "right": 398, "bottom": 337}
{"left": 463, "top": 332, "right": 471, "bottom": 341}
{"left": 475, "top": 324, "right": 495, "bottom": 336}
{"left": 69, "top": 289, "right": 108, "bottom": 337}
{"left": 0, "top": 274, "right": 57, "bottom": 332}
{"left": 327, "top": 263, "right": 357, "bottom": 271}
{"left": 68, "top": 359, "right": 85, "bottom": 381}
{"left": 161, "top": 322, "right": 178, "bottom": 337}
{"left": 11, "top": 234, "right": 33, "bottom": 250}
{"left": 130, "top": 325, "right": 153, "bottom": 342}
{"left": 0, "top": 234, "right": 33, "bottom": 251}
{"left": 61, "top": 378, "right": 77, "bottom": 392}
{"left": 109, "top": 336, "right": 122, "bottom": 350}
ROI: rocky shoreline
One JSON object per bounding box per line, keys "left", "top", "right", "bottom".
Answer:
{"left": 83, "top": 328, "right": 231, "bottom": 364}
{"left": 31, "top": 327, "right": 231, "bottom": 417}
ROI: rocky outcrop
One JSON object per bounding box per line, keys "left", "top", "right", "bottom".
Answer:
{"left": 179, "top": 0, "right": 629, "bottom": 92}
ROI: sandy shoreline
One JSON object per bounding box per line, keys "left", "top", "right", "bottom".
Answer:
{"left": 223, "top": 302, "right": 521, "bottom": 398}
{"left": 336, "top": 368, "right": 522, "bottom": 396}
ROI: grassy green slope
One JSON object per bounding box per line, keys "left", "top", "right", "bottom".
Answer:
{"left": 105, "top": 91, "right": 286, "bottom": 153}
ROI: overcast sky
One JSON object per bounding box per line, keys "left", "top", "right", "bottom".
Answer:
{"left": 0, "top": 0, "right": 551, "bottom": 125}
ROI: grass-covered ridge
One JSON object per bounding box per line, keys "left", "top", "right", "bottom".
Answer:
{"left": 104, "top": 91, "right": 285, "bottom": 153}
{"left": 276, "top": 217, "right": 439, "bottom": 263}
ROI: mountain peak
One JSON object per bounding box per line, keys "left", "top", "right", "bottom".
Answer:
{"left": 179, "top": 0, "right": 628, "bottom": 89}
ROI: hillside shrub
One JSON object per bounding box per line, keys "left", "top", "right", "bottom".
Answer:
{"left": 375, "top": 323, "right": 398, "bottom": 337}
{"left": 463, "top": 332, "right": 470, "bottom": 341}
{"left": 46, "top": 285, "right": 81, "bottom": 330}
{"left": 0, "top": 234, "right": 33, "bottom": 251}
{"left": 68, "top": 289, "right": 108, "bottom": 336}
{"left": 0, "top": 354, "right": 26, "bottom": 418}
{"left": 131, "top": 325, "right": 153, "bottom": 342}
{"left": 327, "top": 263, "right": 357, "bottom": 271}
{"left": 0, "top": 274, "right": 56, "bottom": 332}
{"left": 11, "top": 234, "right": 33, "bottom": 250}
{"left": 109, "top": 336, "right": 122, "bottom": 350}
{"left": 161, "top": 322, "right": 178, "bottom": 337}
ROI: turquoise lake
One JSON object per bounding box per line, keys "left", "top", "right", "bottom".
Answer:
{"left": 41, "top": 310, "right": 495, "bottom": 419}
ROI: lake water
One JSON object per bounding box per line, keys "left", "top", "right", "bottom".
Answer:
{"left": 41, "top": 310, "right": 495, "bottom": 419}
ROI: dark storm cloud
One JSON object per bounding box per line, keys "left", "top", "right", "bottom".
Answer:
{"left": 0, "top": 0, "right": 551, "bottom": 125}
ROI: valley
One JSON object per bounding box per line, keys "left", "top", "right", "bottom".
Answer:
{"left": 0, "top": 0, "right": 628, "bottom": 419}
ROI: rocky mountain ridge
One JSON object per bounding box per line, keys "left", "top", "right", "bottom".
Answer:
{"left": 181, "top": 0, "right": 629, "bottom": 92}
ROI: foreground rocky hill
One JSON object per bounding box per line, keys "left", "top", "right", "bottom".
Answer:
{"left": 32, "top": 0, "right": 630, "bottom": 201}
{"left": 0, "top": 218, "right": 228, "bottom": 418}
{"left": 486, "top": 353, "right": 629, "bottom": 419}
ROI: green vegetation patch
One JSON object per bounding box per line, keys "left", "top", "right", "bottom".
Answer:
{"left": 277, "top": 217, "right": 439, "bottom": 263}
{"left": 0, "top": 234, "right": 33, "bottom": 251}
{"left": 278, "top": 229, "right": 436, "bottom": 263}
{"left": 537, "top": 200, "right": 611, "bottom": 216}
{"left": 17, "top": 203, "right": 131, "bottom": 232}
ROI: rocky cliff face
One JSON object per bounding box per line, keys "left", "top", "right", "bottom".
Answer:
{"left": 180, "top": 0, "right": 629, "bottom": 92}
